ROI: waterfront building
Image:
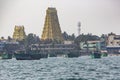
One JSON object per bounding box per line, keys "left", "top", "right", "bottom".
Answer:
{"left": 107, "top": 32, "right": 120, "bottom": 46}
{"left": 0, "top": 40, "right": 19, "bottom": 53}
{"left": 13, "top": 25, "right": 26, "bottom": 41}
{"left": 30, "top": 43, "right": 77, "bottom": 52}
{"left": 100, "top": 35, "right": 108, "bottom": 50}
{"left": 106, "top": 32, "right": 120, "bottom": 54}
{"left": 41, "top": 7, "right": 63, "bottom": 42}
{"left": 80, "top": 39, "right": 107, "bottom": 53}
{"left": 0, "top": 42, "right": 5, "bottom": 51}
{"left": 80, "top": 40, "right": 101, "bottom": 51}
{"left": 64, "top": 40, "right": 74, "bottom": 44}
{"left": 29, "top": 43, "right": 79, "bottom": 57}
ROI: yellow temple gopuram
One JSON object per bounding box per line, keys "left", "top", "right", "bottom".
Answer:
{"left": 41, "top": 7, "right": 63, "bottom": 42}
{"left": 13, "top": 25, "right": 26, "bottom": 41}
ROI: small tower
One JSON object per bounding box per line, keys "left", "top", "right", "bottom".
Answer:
{"left": 13, "top": 25, "right": 26, "bottom": 41}
{"left": 78, "top": 22, "right": 81, "bottom": 36}
{"left": 41, "top": 7, "right": 63, "bottom": 42}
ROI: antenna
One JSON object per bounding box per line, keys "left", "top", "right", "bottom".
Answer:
{"left": 49, "top": 0, "right": 54, "bottom": 7}
{"left": 78, "top": 22, "right": 81, "bottom": 36}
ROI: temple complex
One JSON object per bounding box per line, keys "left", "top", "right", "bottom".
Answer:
{"left": 41, "top": 7, "right": 63, "bottom": 42}
{"left": 13, "top": 25, "right": 26, "bottom": 41}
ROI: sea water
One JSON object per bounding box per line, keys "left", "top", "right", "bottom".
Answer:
{"left": 0, "top": 56, "right": 120, "bottom": 80}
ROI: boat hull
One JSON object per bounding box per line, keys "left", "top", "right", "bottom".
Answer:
{"left": 102, "top": 53, "right": 108, "bottom": 57}
{"left": 0, "top": 53, "right": 12, "bottom": 59}
{"left": 67, "top": 51, "right": 80, "bottom": 58}
{"left": 14, "top": 53, "right": 41, "bottom": 60}
{"left": 91, "top": 52, "right": 101, "bottom": 59}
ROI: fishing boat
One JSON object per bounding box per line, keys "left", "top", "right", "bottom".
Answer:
{"left": 0, "top": 52, "right": 12, "bottom": 59}
{"left": 102, "top": 52, "right": 108, "bottom": 57}
{"left": 48, "top": 51, "right": 57, "bottom": 57}
{"left": 14, "top": 50, "right": 41, "bottom": 60}
{"left": 91, "top": 51, "right": 101, "bottom": 59}
{"left": 14, "top": 53, "right": 31, "bottom": 60}
{"left": 101, "top": 50, "right": 108, "bottom": 57}
{"left": 67, "top": 50, "right": 80, "bottom": 58}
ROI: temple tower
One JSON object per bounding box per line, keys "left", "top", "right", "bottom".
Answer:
{"left": 41, "top": 7, "right": 63, "bottom": 42}
{"left": 13, "top": 25, "right": 26, "bottom": 41}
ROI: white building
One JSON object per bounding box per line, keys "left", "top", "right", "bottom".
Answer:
{"left": 107, "top": 32, "right": 120, "bottom": 54}
{"left": 107, "top": 32, "right": 120, "bottom": 46}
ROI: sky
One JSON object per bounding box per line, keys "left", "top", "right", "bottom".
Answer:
{"left": 0, "top": 0, "right": 120, "bottom": 38}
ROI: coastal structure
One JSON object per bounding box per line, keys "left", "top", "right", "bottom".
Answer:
{"left": 13, "top": 25, "right": 26, "bottom": 41}
{"left": 41, "top": 7, "right": 63, "bottom": 42}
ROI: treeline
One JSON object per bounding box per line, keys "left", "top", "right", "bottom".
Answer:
{"left": 0, "top": 32, "right": 108, "bottom": 52}
{"left": 1, "top": 32, "right": 107, "bottom": 46}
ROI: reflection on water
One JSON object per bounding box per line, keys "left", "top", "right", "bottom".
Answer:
{"left": 0, "top": 56, "right": 120, "bottom": 80}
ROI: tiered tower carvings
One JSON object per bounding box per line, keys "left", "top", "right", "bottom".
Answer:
{"left": 41, "top": 7, "right": 63, "bottom": 42}
{"left": 13, "top": 25, "right": 26, "bottom": 41}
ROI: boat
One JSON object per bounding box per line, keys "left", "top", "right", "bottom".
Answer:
{"left": 101, "top": 50, "right": 108, "bottom": 57}
{"left": 48, "top": 52, "right": 57, "bottom": 57}
{"left": 102, "top": 52, "right": 108, "bottom": 57}
{"left": 0, "top": 52, "right": 12, "bottom": 59}
{"left": 14, "top": 53, "right": 31, "bottom": 60}
{"left": 14, "top": 50, "right": 41, "bottom": 60}
{"left": 40, "top": 53, "right": 48, "bottom": 58}
{"left": 91, "top": 51, "right": 101, "bottom": 59}
{"left": 56, "top": 52, "right": 68, "bottom": 57}
{"left": 29, "top": 53, "right": 41, "bottom": 60}
{"left": 67, "top": 50, "right": 80, "bottom": 58}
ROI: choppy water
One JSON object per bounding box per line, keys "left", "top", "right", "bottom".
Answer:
{"left": 0, "top": 56, "right": 120, "bottom": 80}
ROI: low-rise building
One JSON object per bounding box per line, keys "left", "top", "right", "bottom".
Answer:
{"left": 64, "top": 40, "right": 74, "bottom": 44}
{"left": 106, "top": 32, "right": 120, "bottom": 54}
{"left": 107, "top": 32, "right": 120, "bottom": 46}
{"left": 80, "top": 41, "right": 101, "bottom": 51}
{"left": 30, "top": 43, "right": 77, "bottom": 52}
{"left": 80, "top": 39, "right": 106, "bottom": 52}
{"left": 0, "top": 40, "right": 19, "bottom": 53}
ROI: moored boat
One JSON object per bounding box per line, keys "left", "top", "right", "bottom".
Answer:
{"left": 2, "top": 53, "right": 12, "bottom": 59}
{"left": 101, "top": 50, "right": 108, "bottom": 57}
{"left": 29, "top": 53, "right": 41, "bottom": 60}
{"left": 91, "top": 51, "right": 101, "bottom": 59}
{"left": 0, "top": 52, "right": 12, "bottom": 59}
{"left": 102, "top": 52, "right": 108, "bottom": 57}
{"left": 48, "top": 52, "right": 57, "bottom": 57}
{"left": 14, "top": 53, "right": 31, "bottom": 60}
{"left": 40, "top": 53, "right": 48, "bottom": 58}
{"left": 67, "top": 50, "right": 80, "bottom": 58}
{"left": 14, "top": 50, "right": 41, "bottom": 60}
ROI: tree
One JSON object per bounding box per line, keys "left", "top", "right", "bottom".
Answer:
{"left": 62, "top": 31, "right": 69, "bottom": 40}
{"left": 23, "top": 33, "right": 40, "bottom": 47}
{"left": 7, "top": 36, "right": 12, "bottom": 41}
{"left": 71, "top": 34, "right": 75, "bottom": 40}
{"left": 74, "top": 34, "right": 100, "bottom": 49}
{"left": 62, "top": 32, "right": 76, "bottom": 41}
{"left": 1, "top": 36, "right": 4, "bottom": 40}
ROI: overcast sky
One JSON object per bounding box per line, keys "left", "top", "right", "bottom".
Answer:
{"left": 0, "top": 0, "right": 120, "bottom": 38}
